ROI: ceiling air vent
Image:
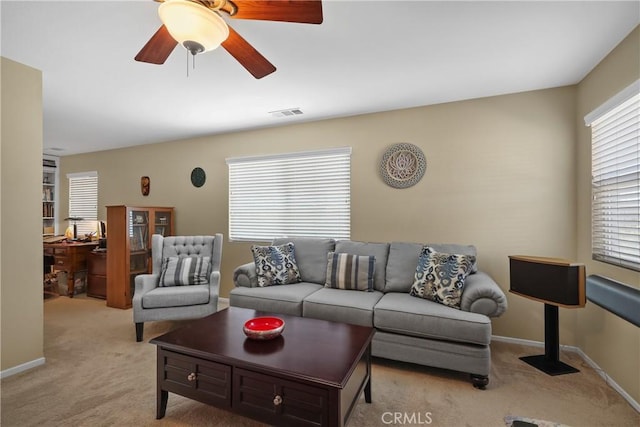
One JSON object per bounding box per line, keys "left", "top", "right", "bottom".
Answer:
{"left": 269, "top": 108, "right": 304, "bottom": 118}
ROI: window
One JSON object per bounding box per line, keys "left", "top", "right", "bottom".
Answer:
{"left": 67, "top": 171, "right": 98, "bottom": 237}
{"left": 227, "top": 148, "right": 351, "bottom": 241}
{"left": 585, "top": 80, "right": 639, "bottom": 271}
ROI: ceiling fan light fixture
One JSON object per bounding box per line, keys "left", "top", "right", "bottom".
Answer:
{"left": 159, "top": 0, "right": 230, "bottom": 55}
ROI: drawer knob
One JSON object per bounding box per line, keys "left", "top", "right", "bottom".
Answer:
{"left": 273, "top": 395, "right": 283, "bottom": 406}
{"left": 187, "top": 372, "right": 197, "bottom": 382}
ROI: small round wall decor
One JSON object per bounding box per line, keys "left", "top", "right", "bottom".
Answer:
{"left": 380, "top": 143, "right": 426, "bottom": 188}
{"left": 190, "top": 167, "right": 206, "bottom": 188}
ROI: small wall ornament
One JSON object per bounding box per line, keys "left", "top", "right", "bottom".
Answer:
{"left": 141, "top": 176, "right": 150, "bottom": 196}
{"left": 380, "top": 143, "right": 427, "bottom": 188}
{"left": 190, "top": 167, "right": 206, "bottom": 188}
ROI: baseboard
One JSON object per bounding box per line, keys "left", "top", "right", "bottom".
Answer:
{"left": 218, "top": 297, "right": 230, "bottom": 307}
{"left": 492, "top": 335, "right": 640, "bottom": 413}
{"left": 0, "top": 357, "right": 45, "bottom": 379}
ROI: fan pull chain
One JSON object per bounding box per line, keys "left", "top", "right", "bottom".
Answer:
{"left": 185, "top": 50, "right": 198, "bottom": 78}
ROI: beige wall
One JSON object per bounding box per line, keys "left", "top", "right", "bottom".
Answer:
{"left": 0, "top": 57, "right": 44, "bottom": 372}
{"left": 575, "top": 26, "right": 640, "bottom": 403}
{"left": 61, "top": 85, "right": 578, "bottom": 344}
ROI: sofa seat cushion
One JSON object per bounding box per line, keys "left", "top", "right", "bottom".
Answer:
{"left": 142, "top": 285, "right": 210, "bottom": 309}
{"left": 303, "top": 288, "right": 384, "bottom": 327}
{"left": 229, "top": 282, "right": 323, "bottom": 316}
{"left": 373, "top": 293, "right": 491, "bottom": 346}
{"left": 272, "top": 238, "right": 336, "bottom": 285}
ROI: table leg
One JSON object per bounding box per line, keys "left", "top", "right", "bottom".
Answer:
{"left": 157, "top": 389, "right": 168, "bottom": 419}
{"left": 364, "top": 376, "right": 371, "bottom": 403}
{"left": 364, "top": 344, "right": 372, "bottom": 403}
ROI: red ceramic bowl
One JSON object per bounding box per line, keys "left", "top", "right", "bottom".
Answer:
{"left": 243, "top": 317, "right": 285, "bottom": 340}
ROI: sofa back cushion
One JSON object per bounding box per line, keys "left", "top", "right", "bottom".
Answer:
{"left": 334, "top": 240, "right": 389, "bottom": 292}
{"left": 272, "top": 237, "right": 336, "bottom": 284}
{"left": 385, "top": 242, "right": 478, "bottom": 293}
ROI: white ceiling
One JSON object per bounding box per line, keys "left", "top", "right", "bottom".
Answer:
{"left": 2, "top": 1, "right": 639, "bottom": 156}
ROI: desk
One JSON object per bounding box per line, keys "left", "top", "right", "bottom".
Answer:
{"left": 87, "top": 249, "right": 107, "bottom": 299}
{"left": 44, "top": 242, "right": 98, "bottom": 297}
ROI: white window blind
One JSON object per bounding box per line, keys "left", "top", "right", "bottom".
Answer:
{"left": 67, "top": 171, "right": 98, "bottom": 237}
{"left": 227, "top": 148, "right": 351, "bottom": 242}
{"left": 586, "top": 81, "right": 640, "bottom": 272}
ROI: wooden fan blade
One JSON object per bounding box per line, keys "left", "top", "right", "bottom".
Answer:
{"left": 222, "top": 27, "right": 276, "bottom": 79}
{"left": 231, "top": 0, "right": 323, "bottom": 24}
{"left": 134, "top": 25, "right": 178, "bottom": 64}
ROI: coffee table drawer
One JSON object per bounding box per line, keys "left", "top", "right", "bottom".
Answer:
{"left": 159, "top": 349, "right": 231, "bottom": 408}
{"left": 234, "top": 368, "right": 328, "bottom": 427}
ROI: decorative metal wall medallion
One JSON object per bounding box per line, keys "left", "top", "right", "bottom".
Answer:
{"left": 380, "top": 143, "right": 427, "bottom": 188}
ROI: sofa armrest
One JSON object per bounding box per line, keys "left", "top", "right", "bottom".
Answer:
{"left": 209, "top": 270, "right": 220, "bottom": 308}
{"left": 460, "top": 271, "right": 508, "bottom": 318}
{"left": 233, "top": 262, "right": 258, "bottom": 288}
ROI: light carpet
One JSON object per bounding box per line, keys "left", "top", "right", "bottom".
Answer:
{"left": 1, "top": 295, "right": 638, "bottom": 427}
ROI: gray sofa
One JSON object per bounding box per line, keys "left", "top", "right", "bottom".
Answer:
{"left": 230, "top": 237, "right": 507, "bottom": 388}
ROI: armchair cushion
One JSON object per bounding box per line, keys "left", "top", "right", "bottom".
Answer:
{"left": 159, "top": 256, "right": 211, "bottom": 287}
{"left": 142, "top": 284, "right": 211, "bottom": 309}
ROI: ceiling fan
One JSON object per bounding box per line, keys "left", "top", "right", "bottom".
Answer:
{"left": 135, "top": 0, "right": 323, "bottom": 79}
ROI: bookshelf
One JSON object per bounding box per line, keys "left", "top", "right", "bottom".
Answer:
{"left": 42, "top": 155, "right": 59, "bottom": 236}
{"left": 106, "top": 205, "right": 174, "bottom": 309}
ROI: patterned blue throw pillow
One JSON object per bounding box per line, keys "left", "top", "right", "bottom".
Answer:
{"left": 159, "top": 256, "right": 210, "bottom": 287}
{"left": 251, "top": 242, "right": 302, "bottom": 287}
{"left": 410, "top": 246, "right": 476, "bottom": 309}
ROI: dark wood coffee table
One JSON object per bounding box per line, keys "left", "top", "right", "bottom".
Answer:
{"left": 150, "top": 306, "right": 375, "bottom": 426}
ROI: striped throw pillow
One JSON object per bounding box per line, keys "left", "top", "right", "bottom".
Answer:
{"left": 159, "top": 256, "right": 211, "bottom": 287}
{"left": 325, "top": 252, "right": 376, "bottom": 291}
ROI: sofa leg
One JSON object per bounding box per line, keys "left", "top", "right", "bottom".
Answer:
{"left": 135, "top": 322, "right": 144, "bottom": 342}
{"left": 471, "top": 374, "right": 489, "bottom": 389}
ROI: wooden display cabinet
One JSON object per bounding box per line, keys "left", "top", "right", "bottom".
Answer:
{"left": 106, "top": 205, "right": 174, "bottom": 309}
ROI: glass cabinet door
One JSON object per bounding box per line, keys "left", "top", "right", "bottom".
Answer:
{"left": 154, "top": 210, "right": 172, "bottom": 236}
{"left": 128, "top": 209, "right": 149, "bottom": 274}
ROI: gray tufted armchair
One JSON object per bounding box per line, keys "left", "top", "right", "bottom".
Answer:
{"left": 133, "top": 234, "right": 223, "bottom": 341}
